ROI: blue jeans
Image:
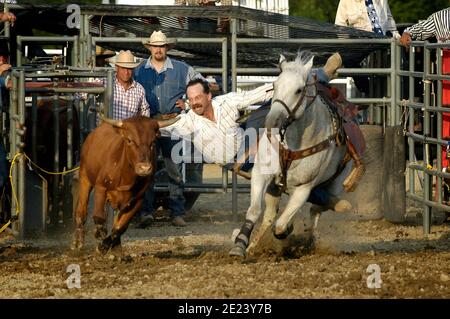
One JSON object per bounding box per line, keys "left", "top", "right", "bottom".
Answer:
{"left": 141, "top": 137, "right": 185, "bottom": 218}
{"left": 311, "top": 68, "right": 330, "bottom": 84}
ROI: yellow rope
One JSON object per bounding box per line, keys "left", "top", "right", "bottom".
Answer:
{"left": 0, "top": 152, "right": 79, "bottom": 234}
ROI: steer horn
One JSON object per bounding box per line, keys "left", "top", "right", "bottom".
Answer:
{"left": 157, "top": 116, "right": 180, "bottom": 128}
{"left": 100, "top": 115, "right": 123, "bottom": 128}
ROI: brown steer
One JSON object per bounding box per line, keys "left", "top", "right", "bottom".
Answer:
{"left": 72, "top": 115, "right": 178, "bottom": 253}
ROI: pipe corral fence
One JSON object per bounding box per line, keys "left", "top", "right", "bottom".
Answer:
{"left": 0, "top": 4, "right": 448, "bottom": 238}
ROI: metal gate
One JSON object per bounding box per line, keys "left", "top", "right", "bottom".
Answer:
{"left": 400, "top": 41, "right": 450, "bottom": 234}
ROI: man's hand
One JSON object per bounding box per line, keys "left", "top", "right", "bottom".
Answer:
{"left": 392, "top": 30, "right": 401, "bottom": 42}
{"left": 209, "top": 82, "right": 220, "bottom": 92}
{"left": 0, "top": 12, "right": 16, "bottom": 26}
{"left": 0, "top": 63, "right": 11, "bottom": 76}
{"left": 400, "top": 32, "right": 412, "bottom": 48}
{"left": 175, "top": 99, "right": 186, "bottom": 110}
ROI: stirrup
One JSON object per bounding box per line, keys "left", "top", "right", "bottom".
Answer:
{"left": 343, "top": 164, "right": 365, "bottom": 192}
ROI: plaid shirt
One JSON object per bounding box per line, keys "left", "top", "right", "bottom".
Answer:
{"left": 112, "top": 76, "right": 150, "bottom": 120}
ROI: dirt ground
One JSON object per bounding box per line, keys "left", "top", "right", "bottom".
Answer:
{"left": 0, "top": 165, "right": 450, "bottom": 299}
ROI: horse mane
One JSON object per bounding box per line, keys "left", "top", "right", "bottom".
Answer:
{"left": 295, "top": 50, "right": 314, "bottom": 67}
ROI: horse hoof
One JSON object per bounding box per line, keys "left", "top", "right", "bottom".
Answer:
{"left": 96, "top": 242, "right": 110, "bottom": 255}
{"left": 70, "top": 240, "right": 83, "bottom": 251}
{"left": 229, "top": 242, "right": 246, "bottom": 257}
{"left": 71, "top": 229, "right": 84, "bottom": 250}
{"left": 273, "top": 223, "right": 293, "bottom": 240}
{"left": 94, "top": 225, "right": 107, "bottom": 240}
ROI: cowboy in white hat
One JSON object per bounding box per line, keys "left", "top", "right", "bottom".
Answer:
{"left": 110, "top": 50, "right": 150, "bottom": 120}
{"left": 133, "top": 30, "right": 205, "bottom": 228}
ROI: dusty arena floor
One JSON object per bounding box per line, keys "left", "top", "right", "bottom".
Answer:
{"left": 0, "top": 165, "right": 450, "bottom": 299}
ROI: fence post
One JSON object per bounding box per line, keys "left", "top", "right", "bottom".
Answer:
{"left": 422, "top": 46, "right": 432, "bottom": 235}
{"left": 382, "top": 42, "right": 406, "bottom": 223}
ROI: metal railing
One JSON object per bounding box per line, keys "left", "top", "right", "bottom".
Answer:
{"left": 400, "top": 41, "right": 450, "bottom": 234}
{"left": 8, "top": 68, "right": 113, "bottom": 236}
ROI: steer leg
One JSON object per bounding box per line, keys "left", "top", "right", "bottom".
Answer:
{"left": 92, "top": 187, "right": 108, "bottom": 241}
{"left": 71, "top": 177, "right": 92, "bottom": 250}
{"left": 97, "top": 199, "right": 144, "bottom": 255}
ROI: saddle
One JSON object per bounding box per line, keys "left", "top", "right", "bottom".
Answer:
{"left": 316, "top": 83, "right": 366, "bottom": 192}
{"left": 316, "top": 83, "right": 366, "bottom": 157}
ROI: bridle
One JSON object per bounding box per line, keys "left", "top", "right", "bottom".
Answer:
{"left": 271, "top": 79, "right": 318, "bottom": 143}
{"left": 267, "top": 78, "right": 343, "bottom": 190}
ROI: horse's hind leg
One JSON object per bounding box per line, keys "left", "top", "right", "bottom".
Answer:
{"left": 229, "top": 172, "right": 272, "bottom": 257}
{"left": 247, "top": 182, "right": 281, "bottom": 256}
{"left": 273, "top": 184, "right": 313, "bottom": 239}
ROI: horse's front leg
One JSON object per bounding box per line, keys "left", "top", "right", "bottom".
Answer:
{"left": 247, "top": 181, "right": 281, "bottom": 256}
{"left": 229, "top": 172, "right": 273, "bottom": 257}
{"left": 273, "top": 183, "right": 313, "bottom": 239}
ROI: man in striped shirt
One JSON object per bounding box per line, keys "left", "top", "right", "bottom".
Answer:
{"left": 111, "top": 50, "right": 150, "bottom": 120}
{"left": 400, "top": 8, "right": 450, "bottom": 166}
{"left": 161, "top": 79, "right": 273, "bottom": 165}
{"left": 400, "top": 8, "right": 450, "bottom": 46}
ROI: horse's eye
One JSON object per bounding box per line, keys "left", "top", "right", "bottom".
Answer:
{"left": 296, "top": 88, "right": 302, "bottom": 95}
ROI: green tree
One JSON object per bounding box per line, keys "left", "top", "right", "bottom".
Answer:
{"left": 389, "top": 0, "right": 449, "bottom": 23}
{"left": 289, "top": 0, "right": 338, "bottom": 22}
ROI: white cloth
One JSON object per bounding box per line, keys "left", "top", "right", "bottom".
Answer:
{"left": 160, "top": 83, "right": 274, "bottom": 165}
{"left": 335, "top": 0, "right": 397, "bottom": 35}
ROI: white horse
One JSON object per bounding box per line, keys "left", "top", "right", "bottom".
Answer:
{"left": 229, "top": 51, "right": 351, "bottom": 257}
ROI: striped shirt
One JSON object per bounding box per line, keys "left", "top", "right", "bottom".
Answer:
{"left": 160, "top": 83, "right": 273, "bottom": 164}
{"left": 405, "top": 8, "right": 450, "bottom": 43}
{"left": 112, "top": 76, "right": 150, "bottom": 120}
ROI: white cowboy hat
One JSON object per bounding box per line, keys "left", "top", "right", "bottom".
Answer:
{"left": 114, "top": 50, "right": 140, "bottom": 69}
{"left": 142, "top": 30, "right": 176, "bottom": 49}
